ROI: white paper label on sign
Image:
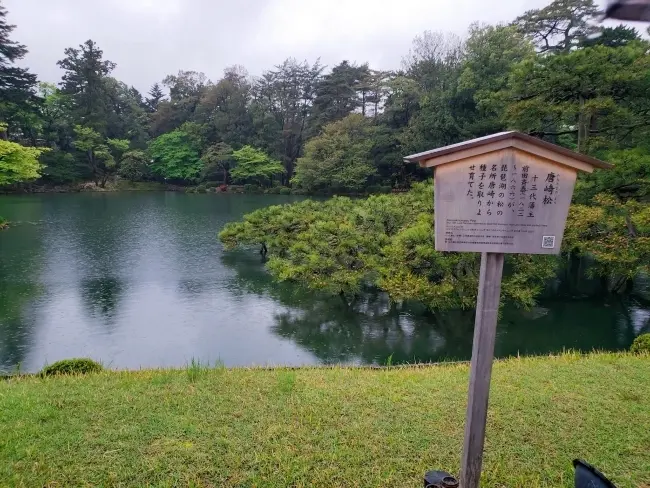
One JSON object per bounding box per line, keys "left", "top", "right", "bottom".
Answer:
{"left": 541, "top": 236, "right": 555, "bottom": 249}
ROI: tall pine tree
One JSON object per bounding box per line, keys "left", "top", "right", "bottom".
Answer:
{"left": 57, "top": 40, "right": 116, "bottom": 134}
{"left": 145, "top": 82, "right": 164, "bottom": 112}
{"left": 0, "top": 1, "right": 37, "bottom": 137}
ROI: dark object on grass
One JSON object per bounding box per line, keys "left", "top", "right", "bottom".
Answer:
{"left": 573, "top": 459, "right": 616, "bottom": 488}
{"left": 423, "top": 470, "right": 459, "bottom": 488}
{"left": 605, "top": 0, "right": 650, "bottom": 20}
{"left": 40, "top": 358, "right": 103, "bottom": 376}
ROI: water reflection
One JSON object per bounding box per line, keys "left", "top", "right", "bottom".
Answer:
{"left": 221, "top": 250, "right": 646, "bottom": 364}
{"left": 0, "top": 193, "right": 647, "bottom": 373}
{"left": 0, "top": 197, "right": 45, "bottom": 370}
{"left": 80, "top": 278, "right": 125, "bottom": 327}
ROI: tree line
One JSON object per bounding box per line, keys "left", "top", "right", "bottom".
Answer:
{"left": 2, "top": 0, "right": 650, "bottom": 196}
{"left": 216, "top": 0, "right": 650, "bottom": 309}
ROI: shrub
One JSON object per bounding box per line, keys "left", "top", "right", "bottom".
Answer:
{"left": 631, "top": 333, "right": 650, "bottom": 353}
{"left": 279, "top": 187, "right": 291, "bottom": 195}
{"left": 290, "top": 188, "right": 308, "bottom": 195}
{"left": 243, "top": 184, "right": 263, "bottom": 194}
{"left": 0, "top": 216, "right": 8, "bottom": 230}
{"left": 41, "top": 358, "right": 103, "bottom": 376}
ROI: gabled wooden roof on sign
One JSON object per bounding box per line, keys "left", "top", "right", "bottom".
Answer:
{"left": 403, "top": 131, "right": 612, "bottom": 173}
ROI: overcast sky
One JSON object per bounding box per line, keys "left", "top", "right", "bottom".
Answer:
{"left": 4, "top": 0, "right": 626, "bottom": 94}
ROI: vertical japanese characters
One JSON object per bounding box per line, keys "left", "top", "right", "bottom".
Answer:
{"left": 467, "top": 162, "right": 556, "bottom": 218}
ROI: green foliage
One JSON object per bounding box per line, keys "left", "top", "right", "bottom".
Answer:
{"left": 292, "top": 114, "right": 377, "bottom": 192}
{"left": 230, "top": 145, "right": 284, "bottom": 186}
{"left": 0, "top": 137, "right": 46, "bottom": 186}
{"left": 581, "top": 25, "right": 641, "bottom": 48}
{"left": 458, "top": 23, "right": 534, "bottom": 133}
{"left": 40, "top": 150, "right": 85, "bottom": 183}
{"left": 513, "top": 0, "right": 600, "bottom": 53}
{"left": 0, "top": 216, "right": 7, "bottom": 229}
{"left": 575, "top": 148, "right": 650, "bottom": 202}
{"left": 200, "top": 142, "right": 233, "bottom": 184}
{"left": 242, "top": 183, "right": 263, "bottom": 194}
{"left": 0, "top": 2, "right": 37, "bottom": 123}
{"left": 118, "top": 150, "right": 150, "bottom": 182}
{"left": 40, "top": 358, "right": 103, "bottom": 376}
{"left": 563, "top": 195, "right": 650, "bottom": 291}
{"left": 72, "top": 125, "right": 125, "bottom": 187}
{"left": 220, "top": 182, "right": 557, "bottom": 309}
{"left": 366, "top": 185, "right": 391, "bottom": 194}
{"left": 503, "top": 42, "right": 650, "bottom": 153}
{"left": 1, "top": 0, "right": 650, "bottom": 221}
{"left": 149, "top": 129, "right": 202, "bottom": 181}
{"left": 57, "top": 40, "right": 117, "bottom": 134}
{"left": 630, "top": 333, "right": 650, "bottom": 353}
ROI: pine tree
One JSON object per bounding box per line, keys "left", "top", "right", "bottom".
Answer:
{"left": 57, "top": 40, "right": 116, "bottom": 134}
{"left": 0, "top": 1, "right": 37, "bottom": 133}
{"left": 145, "top": 82, "right": 164, "bottom": 112}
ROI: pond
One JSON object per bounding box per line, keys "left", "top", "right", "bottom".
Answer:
{"left": 0, "top": 192, "right": 648, "bottom": 373}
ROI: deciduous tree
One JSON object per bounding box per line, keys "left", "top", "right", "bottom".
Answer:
{"left": 292, "top": 114, "right": 376, "bottom": 192}
{"left": 148, "top": 128, "right": 202, "bottom": 182}
{"left": 229, "top": 145, "right": 284, "bottom": 186}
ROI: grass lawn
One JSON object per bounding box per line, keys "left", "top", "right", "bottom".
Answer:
{"left": 1, "top": 353, "right": 649, "bottom": 488}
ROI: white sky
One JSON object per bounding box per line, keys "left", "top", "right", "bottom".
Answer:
{"left": 4, "top": 0, "right": 630, "bottom": 94}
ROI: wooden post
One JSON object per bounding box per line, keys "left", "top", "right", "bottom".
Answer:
{"left": 404, "top": 132, "right": 611, "bottom": 488}
{"left": 460, "top": 252, "right": 504, "bottom": 488}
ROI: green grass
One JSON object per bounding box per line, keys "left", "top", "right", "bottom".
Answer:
{"left": 0, "top": 353, "right": 649, "bottom": 487}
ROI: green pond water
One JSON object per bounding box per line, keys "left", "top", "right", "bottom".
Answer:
{"left": 0, "top": 192, "right": 647, "bottom": 373}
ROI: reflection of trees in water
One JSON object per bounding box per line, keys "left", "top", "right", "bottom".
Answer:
{"left": 221, "top": 252, "right": 475, "bottom": 364}
{"left": 0, "top": 280, "right": 42, "bottom": 372}
{"left": 69, "top": 198, "right": 130, "bottom": 330}
{"left": 222, "top": 251, "right": 648, "bottom": 364}
{"left": 80, "top": 277, "right": 125, "bottom": 328}
{"left": 271, "top": 299, "right": 475, "bottom": 364}
{"left": 0, "top": 211, "right": 45, "bottom": 372}
{"left": 496, "top": 297, "right": 640, "bottom": 356}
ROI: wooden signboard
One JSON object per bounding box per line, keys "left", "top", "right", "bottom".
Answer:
{"left": 405, "top": 132, "right": 610, "bottom": 488}
{"left": 434, "top": 151, "right": 575, "bottom": 255}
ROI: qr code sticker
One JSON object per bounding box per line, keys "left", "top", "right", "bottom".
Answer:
{"left": 542, "top": 236, "right": 555, "bottom": 249}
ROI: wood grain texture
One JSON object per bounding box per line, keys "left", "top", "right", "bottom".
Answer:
{"left": 460, "top": 252, "right": 504, "bottom": 488}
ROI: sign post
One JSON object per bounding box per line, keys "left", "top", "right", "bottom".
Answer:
{"left": 404, "top": 132, "right": 610, "bottom": 488}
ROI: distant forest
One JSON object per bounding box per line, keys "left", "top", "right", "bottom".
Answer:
{"left": 1, "top": 0, "right": 650, "bottom": 197}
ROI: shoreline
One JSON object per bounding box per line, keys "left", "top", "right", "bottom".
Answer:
{"left": 0, "top": 181, "right": 404, "bottom": 197}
